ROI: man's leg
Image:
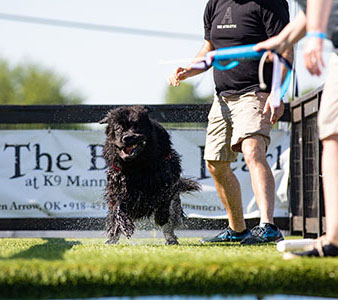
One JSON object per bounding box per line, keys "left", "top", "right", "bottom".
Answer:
{"left": 241, "top": 135, "right": 275, "bottom": 225}
{"left": 201, "top": 95, "right": 252, "bottom": 243}
{"left": 206, "top": 160, "right": 246, "bottom": 232}
{"left": 314, "top": 52, "right": 338, "bottom": 254}
{"left": 240, "top": 135, "right": 283, "bottom": 244}
{"left": 318, "top": 54, "right": 338, "bottom": 247}
{"left": 200, "top": 160, "right": 252, "bottom": 243}
{"left": 322, "top": 134, "right": 338, "bottom": 247}
{"left": 225, "top": 92, "right": 275, "bottom": 228}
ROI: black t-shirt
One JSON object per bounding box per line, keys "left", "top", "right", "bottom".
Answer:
{"left": 204, "top": 0, "right": 290, "bottom": 97}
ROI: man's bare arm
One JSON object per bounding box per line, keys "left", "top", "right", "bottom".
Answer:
{"left": 168, "top": 40, "right": 215, "bottom": 87}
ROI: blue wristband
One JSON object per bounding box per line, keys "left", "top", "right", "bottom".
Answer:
{"left": 306, "top": 31, "right": 326, "bottom": 39}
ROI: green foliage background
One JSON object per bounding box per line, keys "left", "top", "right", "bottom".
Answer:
{"left": 0, "top": 59, "right": 83, "bottom": 105}
{"left": 164, "top": 82, "right": 211, "bottom": 129}
{"left": 0, "top": 58, "right": 85, "bottom": 129}
{"left": 165, "top": 82, "right": 212, "bottom": 105}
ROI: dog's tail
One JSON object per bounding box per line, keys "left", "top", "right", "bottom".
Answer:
{"left": 178, "top": 177, "right": 201, "bottom": 193}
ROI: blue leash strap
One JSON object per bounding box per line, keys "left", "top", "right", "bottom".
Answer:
{"left": 191, "top": 44, "right": 295, "bottom": 101}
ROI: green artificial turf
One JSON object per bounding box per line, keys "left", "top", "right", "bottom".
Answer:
{"left": 0, "top": 237, "right": 337, "bottom": 299}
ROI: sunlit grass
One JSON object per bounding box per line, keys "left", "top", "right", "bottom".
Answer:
{"left": 0, "top": 237, "right": 337, "bottom": 299}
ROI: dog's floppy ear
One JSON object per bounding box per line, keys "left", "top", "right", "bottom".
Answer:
{"left": 142, "top": 105, "right": 152, "bottom": 115}
{"left": 99, "top": 110, "right": 113, "bottom": 124}
{"left": 99, "top": 116, "right": 109, "bottom": 124}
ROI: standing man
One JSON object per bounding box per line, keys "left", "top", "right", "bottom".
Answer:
{"left": 255, "top": 0, "right": 338, "bottom": 257}
{"left": 169, "top": 0, "right": 292, "bottom": 244}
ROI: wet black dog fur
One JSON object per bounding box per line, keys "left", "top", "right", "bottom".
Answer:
{"left": 100, "top": 106, "right": 200, "bottom": 245}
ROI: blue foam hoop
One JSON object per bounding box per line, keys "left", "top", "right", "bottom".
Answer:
{"left": 209, "top": 44, "right": 293, "bottom": 100}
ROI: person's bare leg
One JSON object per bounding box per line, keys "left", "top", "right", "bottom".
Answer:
{"left": 206, "top": 160, "right": 246, "bottom": 232}
{"left": 321, "top": 134, "right": 338, "bottom": 247}
{"left": 241, "top": 136, "right": 275, "bottom": 224}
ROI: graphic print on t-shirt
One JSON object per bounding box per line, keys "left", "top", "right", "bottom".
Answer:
{"left": 217, "top": 7, "right": 237, "bottom": 29}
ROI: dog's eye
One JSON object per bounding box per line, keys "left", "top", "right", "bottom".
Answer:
{"left": 114, "top": 126, "right": 123, "bottom": 132}
{"left": 129, "top": 122, "right": 141, "bottom": 131}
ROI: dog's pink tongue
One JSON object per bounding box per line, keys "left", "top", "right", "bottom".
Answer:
{"left": 125, "top": 146, "right": 134, "bottom": 155}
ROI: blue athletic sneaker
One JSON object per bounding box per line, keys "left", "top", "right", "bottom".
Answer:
{"left": 241, "top": 223, "right": 284, "bottom": 245}
{"left": 200, "top": 227, "right": 252, "bottom": 243}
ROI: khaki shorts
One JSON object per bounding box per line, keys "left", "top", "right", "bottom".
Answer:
{"left": 204, "top": 91, "right": 272, "bottom": 162}
{"left": 318, "top": 53, "right": 338, "bottom": 140}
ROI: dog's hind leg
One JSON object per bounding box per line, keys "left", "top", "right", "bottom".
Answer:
{"left": 156, "top": 193, "right": 184, "bottom": 245}
{"left": 162, "top": 222, "right": 179, "bottom": 245}
{"left": 105, "top": 231, "right": 121, "bottom": 244}
{"left": 155, "top": 210, "right": 178, "bottom": 245}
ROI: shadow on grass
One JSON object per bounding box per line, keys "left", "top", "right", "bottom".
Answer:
{"left": 0, "top": 238, "right": 81, "bottom": 261}
{"left": 182, "top": 242, "right": 244, "bottom": 247}
{"left": 118, "top": 241, "right": 250, "bottom": 248}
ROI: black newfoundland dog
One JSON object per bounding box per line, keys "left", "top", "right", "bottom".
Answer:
{"left": 100, "top": 106, "right": 200, "bottom": 245}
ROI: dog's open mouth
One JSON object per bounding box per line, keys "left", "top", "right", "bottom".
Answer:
{"left": 120, "top": 141, "right": 146, "bottom": 160}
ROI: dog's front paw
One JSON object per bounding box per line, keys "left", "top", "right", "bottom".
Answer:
{"left": 105, "top": 237, "right": 119, "bottom": 245}
{"left": 165, "top": 240, "right": 179, "bottom": 245}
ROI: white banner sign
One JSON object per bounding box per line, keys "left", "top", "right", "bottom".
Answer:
{"left": 0, "top": 129, "right": 290, "bottom": 219}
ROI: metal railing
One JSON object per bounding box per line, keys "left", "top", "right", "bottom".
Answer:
{"left": 290, "top": 86, "right": 324, "bottom": 238}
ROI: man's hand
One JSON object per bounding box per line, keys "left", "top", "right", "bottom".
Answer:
{"left": 264, "top": 94, "right": 285, "bottom": 125}
{"left": 254, "top": 35, "right": 289, "bottom": 55}
{"left": 254, "top": 11, "right": 307, "bottom": 55}
{"left": 168, "top": 67, "right": 190, "bottom": 87}
{"left": 303, "top": 37, "right": 325, "bottom": 76}
{"left": 304, "top": 0, "right": 332, "bottom": 76}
